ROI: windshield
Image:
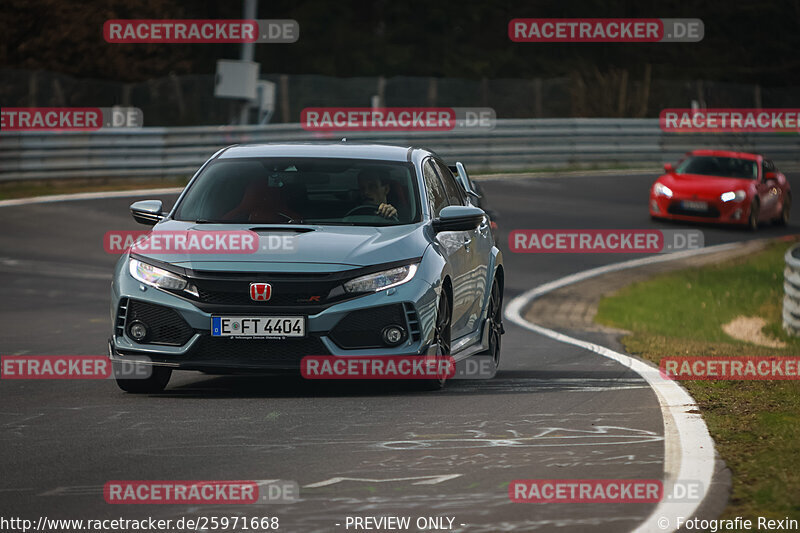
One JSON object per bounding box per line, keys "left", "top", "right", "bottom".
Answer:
{"left": 174, "top": 157, "right": 420, "bottom": 226}
{"left": 675, "top": 156, "right": 758, "bottom": 180}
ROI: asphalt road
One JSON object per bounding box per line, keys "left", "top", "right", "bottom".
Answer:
{"left": 1, "top": 172, "right": 797, "bottom": 533}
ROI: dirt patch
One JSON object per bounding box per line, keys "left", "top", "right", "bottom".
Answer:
{"left": 722, "top": 315, "right": 787, "bottom": 348}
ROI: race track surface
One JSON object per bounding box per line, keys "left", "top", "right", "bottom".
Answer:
{"left": 1, "top": 172, "right": 796, "bottom": 532}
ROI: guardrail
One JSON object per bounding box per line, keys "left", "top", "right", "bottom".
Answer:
{"left": 2, "top": 119, "right": 799, "bottom": 181}
{"left": 784, "top": 244, "right": 800, "bottom": 336}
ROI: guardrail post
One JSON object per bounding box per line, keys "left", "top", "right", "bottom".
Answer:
{"left": 783, "top": 243, "right": 800, "bottom": 336}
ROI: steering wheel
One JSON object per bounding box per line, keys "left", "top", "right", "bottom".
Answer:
{"left": 345, "top": 204, "right": 381, "bottom": 217}
{"left": 344, "top": 204, "right": 398, "bottom": 220}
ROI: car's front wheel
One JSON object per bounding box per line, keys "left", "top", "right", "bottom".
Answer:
{"left": 418, "top": 292, "right": 451, "bottom": 391}
{"left": 114, "top": 364, "right": 172, "bottom": 393}
{"left": 477, "top": 277, "right": 503, "bottom": 372}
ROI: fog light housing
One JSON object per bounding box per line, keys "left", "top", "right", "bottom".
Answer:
{"left": 128, "top": 321, "right": 149, "bottom": 342}
{"left": 381, "top": 325, "right": 406, "bottom": 346}
{"left": 732, "top": 208, "right": 743, "bottom": 220}
{"left": 651, "top": 200, "right": 660, "bottom": 213}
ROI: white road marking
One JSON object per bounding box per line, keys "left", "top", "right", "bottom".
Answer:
{"left": 304, "top": 474, "right": 462, "bottom": 488}
{"left": 505, "top": 242, "right": 747, "bottom": 532}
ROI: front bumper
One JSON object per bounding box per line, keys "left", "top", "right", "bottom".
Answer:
{"left": 110, "top": 263, "right": 440, "bottom": 372}
{"left": 649, "top": 194, "right": 749, "bottom": 225}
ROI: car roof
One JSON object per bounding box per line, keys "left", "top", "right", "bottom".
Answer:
{"left": 688, "top": 149, "right": 761, "bottom": 161}
{"left": 217, "top": 143, "right": 428, "bottom": 162}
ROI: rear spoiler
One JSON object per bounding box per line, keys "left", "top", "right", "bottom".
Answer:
{"left": 448, "top": 162, "right": 481, "bottom": 198}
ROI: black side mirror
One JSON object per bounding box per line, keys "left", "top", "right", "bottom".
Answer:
{"left": 432, "top": 205, "right": 486, "bottom": 233}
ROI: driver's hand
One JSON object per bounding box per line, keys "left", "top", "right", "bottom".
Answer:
{"left": 377, "top": 203, "right": 398, "bottom": 218}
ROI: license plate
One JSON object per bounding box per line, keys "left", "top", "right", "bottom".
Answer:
{"left": 681, "top": 200, "right": 708, "bottom": 211}
{"left": 211, "top": 316, "right": 306, "bottom": 338}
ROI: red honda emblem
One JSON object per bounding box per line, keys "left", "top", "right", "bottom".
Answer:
{"left": 249, "top": 283, "right": 272, "bottom": 301}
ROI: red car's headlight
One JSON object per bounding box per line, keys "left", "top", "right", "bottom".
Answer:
{"left": 654, "top": 183, "right": 673, "bottom": 198}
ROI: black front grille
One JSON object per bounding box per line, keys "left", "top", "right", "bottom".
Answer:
{"left": 125, "top": 300, "right": 194, "bottom": 346}
{"left": 185, "top": 335, "right": 329, "bottom": 367}
{"left": 329, "top": 304, "right": 409, "bottom": 349}
{"left": 667, "top": 202, "right": 721, "bottom": 218}
{"left": 187, "top": 272, "right": 346, "bottom": 308}
{"left": 195, "top": 287, "right": 325, "bottom": 306}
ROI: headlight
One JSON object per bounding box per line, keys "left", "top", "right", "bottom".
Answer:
{"left": 343, "top": 264, "right": 418, "bottom": 293}
{"left": 720, "top": 190, "right": 746, "bottom": 203}
{"left": 129, "top": 258, "right": 187, "bottom": 291}
{"left": 654, "top": 183, "right": 673, "bottom": 198}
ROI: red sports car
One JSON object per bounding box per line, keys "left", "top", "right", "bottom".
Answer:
{"left": 650, "top": 150, "right": 791, "bottom": 230}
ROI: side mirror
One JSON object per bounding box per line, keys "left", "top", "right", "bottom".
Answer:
{"left": 130, "top": 200, "right": 165, "bottom": 226}
{"left": 664, "top": 163, "right": 675, "bottom": 174}
{"left": 432, "top": 205, "right": 486, "bottom": 233}
{"left": 456, "top": 162, "right": 481, "bottom": 199}
{"left": 764, "top": 171, "right": 778, "bottom": 182}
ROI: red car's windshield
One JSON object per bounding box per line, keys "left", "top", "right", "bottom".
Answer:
{"left": 675, "top": 156, "right": 758, "bottom": 180}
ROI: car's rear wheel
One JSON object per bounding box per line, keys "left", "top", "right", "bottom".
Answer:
{"left": 477, "top": 277, "right": 503, "bottom": 371}
{"left": 776, "top": 194, "right": 791, "bottom": 226}
{"left": 748, "top": 199, "right": 760, "bottom": 231}
{"left": 418, "top": 292, "right": 451, "bottom": 391}
{"left": 114, "top": 364, "right": 172, "bottom": 393}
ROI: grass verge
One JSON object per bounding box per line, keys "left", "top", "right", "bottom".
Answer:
{"left": 595, "top": 239, "right": 800, "bottom": 521}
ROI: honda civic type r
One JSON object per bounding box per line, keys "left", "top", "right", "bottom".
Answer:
{"left": 109, "top": 143, "right": 504, "bottom": 393}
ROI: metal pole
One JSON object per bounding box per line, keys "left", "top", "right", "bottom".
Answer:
{"left": 239, "top": 0, "right": 257, "bottom": 124}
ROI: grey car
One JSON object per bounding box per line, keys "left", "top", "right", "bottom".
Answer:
{"left": 109, "top": 143, "right": 504, "bottom": 392}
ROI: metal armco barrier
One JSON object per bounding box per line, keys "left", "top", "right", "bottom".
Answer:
{"left": 784, "top": 244, "right": 800, "bottom": 336}
{"left": 2, "top": 118, "right": 800, "bottom": 181}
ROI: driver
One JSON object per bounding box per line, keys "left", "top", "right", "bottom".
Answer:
{"left": 357, "top": 168, "right": 398, "bottom": 219}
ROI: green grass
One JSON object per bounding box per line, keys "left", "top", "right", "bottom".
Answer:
{"left": 595, "top": 240, "right": 800, "bottom": 521}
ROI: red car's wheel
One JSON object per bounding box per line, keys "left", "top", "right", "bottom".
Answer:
{"left": 748, "top": 199, "right": 760, "bottom": 231}
{"left": 775, "top": 194, "right": 791, "bottom": 226}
